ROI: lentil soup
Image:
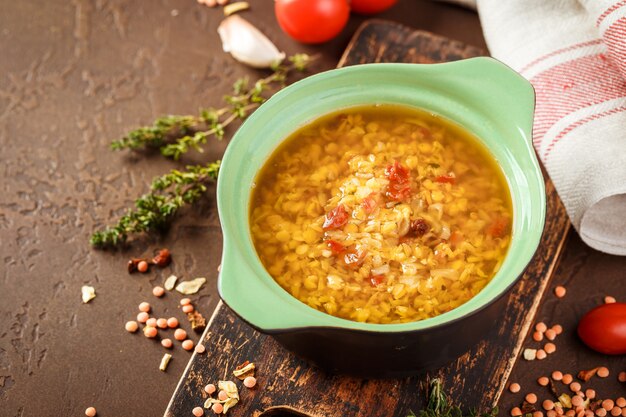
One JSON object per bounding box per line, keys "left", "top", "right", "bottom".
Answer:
{"left": 250, "top": 105, "right": 512, "bottom": 324}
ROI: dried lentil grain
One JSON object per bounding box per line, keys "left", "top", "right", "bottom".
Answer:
{"left": 536, "top": 349, "right": 547, "bottom": 360}
{"left": 617, "top": 398, "right": 626, "bottom": 408}
{"left": 182, "top": 339, "right": 194, "bottom": 351}
{"left": 192, "top": 407, "right": 204, "bottom": 417}
{"left": 536, "top": 322, "right": 548, "bottom": 333}
{"left": 598, "top": 367, "right": 610, "bottom": 378}
{"left": 605, "top": 296, "right": 617, "bottom": 304}
{"left": 157, "top": 318, "right": 168, "bottom": 329}
{"left": 511, "top": 407, "right": 522, "bottom": 417}
{"left": 138, "top": 260, "right": 149, "bottom": 273}
{"left": 526, "top": 393, "right": 538, "bottom": 404}
{"left": 182, "top": 304, "right": 194, "bottom": 313}
{"left": 125, "top": 321, "right": 139, "bottom": 333}
{"left": 167, "top": 317, "right": 179, "bottom": 328}
{"left": 218, "top": 390, "right": 228, "bottom": 401}
{"left": 552, "top": 371, "right": 563, "bottom": 381}
{"left": 543, "top": 400, "right": 555, "bottom": 410}
{"left": 153, "top": 286, "right": 165, "bottom": 297}
{"left": 603, "top": 400, "right": 615, "bottom": 411}
{"left": 509, "top": 383, "right": 521, "bottom": 393}
{"left": 243, "top": 376, "right": 257, "bottom": 388}
{"left": 212, "top": 403, "right": 223, "bottom": 414}
{"left": 205, "top": 384, "right": 216, "bottom": 395}
{"left": 139, "top": 302, "right": 151, "bottom": 312}
{"left": 570, "top": 382, "right": 581, "bottom": 392}
{"left": 545, "top": 343, "right": 557, "bottom": 354}
{"left": 85, "top": 407, "right": 97, "bottom": 417}
{"left": 619, "top": 372, "right": 626, "bottom": 382}
{"left": 563, "top": 374, "right": 573, "bottom": 384}
{"left": 174, "top": 328, "right": 187, "bottom": 341}
{"left": 586, "top": 389, "right": 596, "bottom": 399}
{"left": 146, "top": 318, "right": 157, "bottom": 327}
{"left": 161, "top": 338, "right": 173, "bottom": 349}
{"left": 533, "top": 331, "right": 544, "bottom": 342}
{"left": 612, "top": 408, "right": 622, "bottom": 417}
{"left": 180, "top": 298, "right": 191, "bottom": 306}
{"left": 554, "top": 286, "right": 566, "bottom": 298}
{"left": 538, "top": 377, "right": 550, "bottom": 386}
{"left": 137, "top": 311, "right": 149, "bottom": 323}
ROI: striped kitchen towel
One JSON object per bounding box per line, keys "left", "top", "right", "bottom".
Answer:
{"left": 477, "top": 0, "right": 626, "bottom": 255}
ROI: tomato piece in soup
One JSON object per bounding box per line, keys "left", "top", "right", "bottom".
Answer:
{"left": 323, "top": 205, "right": 349, "bottom": 230}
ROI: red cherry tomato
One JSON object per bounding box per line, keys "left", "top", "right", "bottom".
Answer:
{"left": 577, "top": 302, "right": 626, "bottom": 355}
{"left": 275, "top": 0, "right": 350, "bottom": 44}
{"left": 350, "top": 0, "right": 397, "bottom": 15}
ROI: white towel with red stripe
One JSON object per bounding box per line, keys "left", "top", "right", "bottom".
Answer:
{"left": 475, "top": 0, "right": 626, "bottom": 255}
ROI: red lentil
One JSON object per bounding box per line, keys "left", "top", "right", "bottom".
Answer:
{"left": 597, "top": 409, "right": 607, "bottom": 417}
{"left": 218, "top": 390, "right": 228, "bottom": 401}
{"left": 570, "top": 382, "right": 582, "bottom": 392}
{"left": 194, "top": 344, "right": 206, "bottom": 354}
{"left": 510, "top": 383, "right": 521, "bottom": 393}
{"left": 619, "top": 371, "right": 626, "bottom": 382}
{"left": 547, "top": 411, "right": 557, "bottom": 417}
{"left": 603, "top": 400, "right": 615, "bottom": 411}
{"left": 182, "top": 304, "right": 194, "bottom": 313}
{"left": 146, "top": 318, "right": 157, "bottom": 327}
{"left": 139, "top": 302, "right": 151, "bottom": 312}
{"left": 144, "top": 326, "right": 157, "bottom": 338}
{"left": 511, "top": 407, "right": 522, "bottom": 417}
{"left": 545, "top": 343, "right": 557, "bottom": 354}
{"left": 563, "top": 374, "right": 573, "bottom": 384}
{"left": 566, "top": 410, "right": 575, "bottom": 417}
{"left": 182, "top": 339, "right": 194, "bottom": 351}
{"left": 552, "top": 371, "right": 563, "bottom": 381}
{"left": 572, "top": 396, "right": 584, "bottom": 407}
{"left": 85, "top": 407, "right": 97, "bottom": 417}
{"left": 543, "top": 400, "right": 555, "bottom": 411}
{"left": 243, "top": 376, "right": 257, "bottom": 388}
{"left": 161, "top": 338, "right": 173, "bottom": 349}
{"left": 212, "top": 403, "right": 223, "bottom": 414}
{"left": 598, "top": 367, "right": 610, "bottom": 378}
{"left": 554, "top": 286, "right": 566, "bottom": 297}
{"left": 545, "top": 329, "right": 557, "bottom": 341}
{"left": 192, "top": 406, "right": 204, "bottom": 416}
{"left": 137, "top": 311, "right": 149, "bottom": 323}
{"left": 157, "top": 318, "right": 168, "bottom": 329}
{"left": 585, "top": 411, "right": 594, "bottom": 417}
{"left": 536, "top": 349, "right": 548, "bottom": 360}
{"left": 533, "top": 331, "right": 544, "bottom": 342}
{"left": 137, "top": 260, "right": 149, "bottom": 273}
{"left": 621, "top": 409, "right": 626, "bottom": 417}
{"left": 526, "top": 393, "right": 538, "bottom": 404}
{"left": 538, "top": 376, "right": 550, "bottom": 386}
{"left": 180, "top": 298, "right": 191, "bottom": 306}
{"left": 586, "top": 389, "right": 596, "bottom": 399}
{"left": 174, "top": 328, "right": 187, "bottom": 341}
{"left": 152, "top": 286, "right": 165, "bottom": 297}
{"left": 617, "top": 398, "right": 626, "bottom": 408}
{"left": 125, "top": 321, "right": 139, "bottom": 333}
{"left": 533, "top": 411, "right": 544, "bottom": 417}
{"left": 552, "top": 324, "right": 563, "bottom": 335}
{"left": 612, "top": 408, "right": 622, "bottom": 417}
{"left": 205, "top": 384, "right": 216, "bottom": 395}
{"left": 167, "top": 317, "right": 179, "bottom": 328}
{"left": 605, "top": 296, "right": 617, "bottom": 304}
{"left": 536, "top": 322, "right": 548, "bottom": 333}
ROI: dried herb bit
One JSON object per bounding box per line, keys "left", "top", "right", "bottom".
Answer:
{"left": 110, "top": 54, "right": 314, "bottom": 160}
{"left": 186, "top": 310, "right": 207, "bottom": 332}
{"left": 127, "top": 258, "right": 144, "bottom": 273}
{"left": 151, "top": 248, "right": 172, "bottom": 267}
{"left": 577, "top": 367, "right": 599, "bottom": 382}
{"left": 233, "top": 361, "right": 255, "bottom": 380}
{"left": 90, "top": 162, "right": 220, "bottom": 248}
{"left": 407, "top": 379, "right": 498, "bottom": 417}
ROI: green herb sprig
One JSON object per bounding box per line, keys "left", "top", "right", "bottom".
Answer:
{"left": 407, "top": 379, "right": 498, "bottom": 417}
{"left": 90, "top": 161, "right": 220, "bottom": 248}
{"left": 110, "top": 54, "right": 313, "bottom": 160}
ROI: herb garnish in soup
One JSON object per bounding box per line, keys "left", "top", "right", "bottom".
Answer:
{"left": 250, "top": 105, "right": 512, "bottom": 324}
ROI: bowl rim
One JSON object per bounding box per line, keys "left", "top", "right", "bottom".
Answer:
{"left": 217, "top": 58, "right": 546, "bottom": 333}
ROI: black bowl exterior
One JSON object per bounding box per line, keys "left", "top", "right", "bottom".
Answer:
{"left": 266, "top": 288, "right": 510, "bottom": 378}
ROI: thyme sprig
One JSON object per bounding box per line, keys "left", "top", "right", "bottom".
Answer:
{"left": 408, "top": 379, "right": 498, "bottom": 417}
{"left": 111, "top": 54, "right": 314, "bottom": 160}
{"left": 90, "top": 161, "right": 220, "bottom": 248}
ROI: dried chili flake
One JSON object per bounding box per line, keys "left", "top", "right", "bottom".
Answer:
{"left": 486, "top": 216, "right": 509, "bottom": 238}
{"left": 384, "top": 161, "right": 412, "bottom": 202}
{"left": 233, "top": 361, "right": 255, "bottom": 380}
{"left": 151, "top": 248, "right": 171, "bottom": 267}
{"left": 127, "top": 258, "right": 145, "bottom": 273}
{"left": 577, "top": 367, "right": 599, "bottom": 382}
{"left": 326, "top": 239, "right": 346, "bottom": 255}
{"left": 361, "top": 195, "right": 377, "bottom": 214}
{"left": 435, "top": 174, "right": 456, "bottom": 184}
{"left": 323, "top": 205, "right": 349, "bottom": 230}
{"left": 370, "top": 274, "right": 385, "bottom": 287}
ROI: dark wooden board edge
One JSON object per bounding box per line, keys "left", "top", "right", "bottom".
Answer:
{"left": 164, "top": 20, "right": 571, "bottom": 417}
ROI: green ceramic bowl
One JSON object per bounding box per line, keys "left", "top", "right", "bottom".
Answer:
{"left": 217, "top": 58, "right": 545, "bottom": 376}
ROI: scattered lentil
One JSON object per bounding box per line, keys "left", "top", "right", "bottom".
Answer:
{"left": 533, "top": 331, "right": 544, "bottom": 342}
{"left": 538, "top": 376, "right": 550, "bottom": 386}
{"left": 537, "top": 349, "right": 548, "bottom": 360}
{"left": 137, "top": 311, "right": 149, "bottom": 323}
{"left": 510, "top": 383, "right": 521, "bottom": 393}
{"left": 157, "top": 318, "right": 168, "bottom": 329}
{"left": 545, "top": 343, "right": 557, "bottom": 354}
{"left": 212, "top": 403, "right": 223, "bottom": 414}
{"left": 572, "top": 396, "right": 584, "bottom": 407}
{"left": 545, "top": 329, "right": 557, "bottom": 341}
{"left": 586, "top": 389, "right": 596, "bottom": 399}
{"left": 205, "top": 384, "right": 216, "bottom": 395}
{"left": 533, "top": 411, "right": 544, "bottom": 417}
{"left": 612, "top": 408, "right": 622, "bottom": 417}
{"left": 146, "top": 318, "right": 157, "bottom": 327}
{"left": 603, "top": 400, "right": 615, "bottom": 411}
{"left": 597, "top": 409, "right": 607, "bottom": 417}
{"left": 552, "top": 371, "right": 564, "bottom": 381}
{"left": 218, "top": 390, "right": 228, "bottom": 401}
{"left": 605, "top": 296, "right": 617, "bottom": 304}
{"left": 547, "top": 411, "right": 557, "bottom": 417}
{"left": 512, "top": 407, "right": 523, "bottom": 417}
{"left": 570, "top": 382, "right": 582, "bottom": 392}
{"left": 543, "top": 400, "right": 555, "bottom": 411}
{"left": 536, "top": 322, "right": 548, "bottom": 333}
{"left": 167, "top": 317, "right": 179, "bottom": 328}
{"left": 182, "top": 339, "right": 194, "bottom": 351}
{"left": 192, "top": 406, "right": 204, "bottom": 417}
{"left": 617, "top": 398, "right": 626, "bottom": 408}
{"left": 138, "top": 260, "right": 149, "bottom": 273}
{"left": 598, "top": 367, "right": 610, "bottom": 378}
{"left": 182, "top": 304, "right": 194, "bottom": 313}
{"left": 180, "top": 298, "right": 191, "bottom": 306}
{"left": 125, "top": 321, "right": 139, "bottom": 333}
{"left": 526, "top": 393, "right": 538, "bottom": 404}
{"left": 619, "top": 372, "right": 626, "bottom": 383}
{"left": 153, "top": 286, "right": 165, "bottom": 297}
{"left": 563, "top": 374, "right": 573, "bottom": 384}
{"left": 555, "top": 286, "right": 566, "bottom": 298}
{"left": 144, "top": 326, "right": 158, "bottom": 338}
{"left": 243, "top": 376, "right": 257, "bottom": 388}
{"left": 85, "top": 407, "right": 97, "bottom": 417}
{"left": 194, "top": 344, "right": 206, "bottom": 354}
{"left": 161, "top": 338, "right": 173, "bottom": 349}
{"left": 174, "top": 328, "right": 187, "bottom": 341}
{"left": 552, "top": 324, "right": 563, "bottom": 335}
{"left": 139, "top": 302, "right": 151, "bottom": 312}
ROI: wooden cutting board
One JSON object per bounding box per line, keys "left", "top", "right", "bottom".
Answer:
{"left": 164, "top": 20, "right": 570, "bottom": 417}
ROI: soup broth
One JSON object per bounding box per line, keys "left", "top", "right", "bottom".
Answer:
{"left": 250, "top": 105, "right": 512, "bottom": 324}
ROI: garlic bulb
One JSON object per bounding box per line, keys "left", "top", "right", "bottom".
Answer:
{"left": 218, "top": 15, "right": 285, "bottom": 69}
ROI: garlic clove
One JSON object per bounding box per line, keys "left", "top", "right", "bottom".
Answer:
{"left": 218, "top": 15, "right": 286, "bottom": 69}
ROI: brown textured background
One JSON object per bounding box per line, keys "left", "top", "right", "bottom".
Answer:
{"left": 0, "top": 1, "right": 485, "bottom": 416}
